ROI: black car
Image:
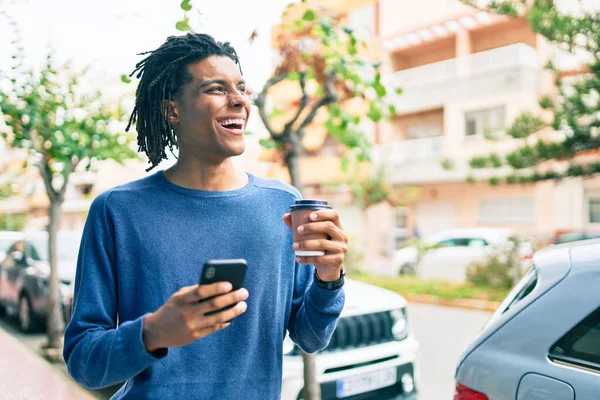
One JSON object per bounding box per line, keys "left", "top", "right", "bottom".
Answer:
{"left": 0, "top": 231, "right": 81, "bottom": 332}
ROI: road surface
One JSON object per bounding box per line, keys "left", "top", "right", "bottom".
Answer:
{"left": 408, "top": 303, "right": 492, "bottom": 400}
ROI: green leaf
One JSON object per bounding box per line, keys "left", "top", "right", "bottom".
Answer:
{"left": 120, "top": 74, "right": 131, "bottom": 84}
{"left": 180, "top": 0, "right": 192, "bottom": 11}
{"left": 287, "top": 72, "right": 301, "bottom": 81}
{"left": 343, "top": 27, "right": 353, "bottom": 35}
{"left": 440, "top": 158, "right": 455, "bottom": 171}
{"left": 175, "top": 17, "right": 192, "bottom": 32}
{"left": 259, "top": 138, "right": 278, "bottom": 149}
{"left": 388, "top": 104, "right": 397, "bottom": 116}
{"left": 539, "top": 95, "right": 554, "bottom": 110}
{"left": 340, "top": 155, "right": 350, "bottom": 173}
{"left": 302, "top": 10, "right": 316, "bottom": 21}
{"left": 373, "top": 81, "right": 387, "bottom": 98}
{"left": 395, "top": 87, "right": 403, "bottom": 95}
{"left": 367, "top": 103, "right": 383, "bottom": 123}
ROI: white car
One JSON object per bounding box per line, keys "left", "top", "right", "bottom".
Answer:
{"left": 392, "top": 228, "right": 533, "bottom": 282}
{"left": 281, "top": 279, "right": 419, "bottom": 400}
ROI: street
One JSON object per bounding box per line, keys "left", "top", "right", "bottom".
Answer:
{"left": 409, "top": 303, "right": 492, "bottom": 400}
{"left": 0, "top": 303, "right": 491, "bottom": 400}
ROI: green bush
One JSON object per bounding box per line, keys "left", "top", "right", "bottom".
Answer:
{"left": 466, "top": 236, "right": 522, "bottom": 290}
{"left": 466, "top": 254, "right": 514, "bottom": 290}
{"left": 0, "top": 213, "right": 26, "bottom": 231}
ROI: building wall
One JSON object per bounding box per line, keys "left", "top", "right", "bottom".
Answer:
{"left": 410, "top": 180, "right": 557, "bottom": 237}
{"left": 379, "top": 0, "right": 473, "bottom": 38}
{"left": 390, "top": 37, "right": 456, "bottom": 71}
{"left": 470, "top": 19, "right": 537, "bottom": 53}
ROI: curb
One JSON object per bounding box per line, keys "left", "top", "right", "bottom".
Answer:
{"left": 404, "top": 293, "right": 500, "bottom": 312}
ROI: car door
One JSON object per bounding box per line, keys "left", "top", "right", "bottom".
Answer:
{"left": 418, "top": 238, "right": 474, "bottom": 282}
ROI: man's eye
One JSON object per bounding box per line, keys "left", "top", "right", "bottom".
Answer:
{"left": 208, "top": 87, "right": 226, "bottom": 93}
{"left": 238, "top": 87, "right": 247, "bottom": 93}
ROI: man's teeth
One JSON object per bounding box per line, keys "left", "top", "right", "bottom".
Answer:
{"left": 219, "top": 119, "right": 244, "bottom": 127}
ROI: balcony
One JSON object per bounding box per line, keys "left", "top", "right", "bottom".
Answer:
{"left": 386, "top": 43, "right": 540, "bottom": 113}
{"left": 374, "top": 136, "right": 444, "bottom": 166}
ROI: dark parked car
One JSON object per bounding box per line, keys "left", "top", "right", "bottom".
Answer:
{"left": 0, "top": 230, "right": 82, "bottom": 332}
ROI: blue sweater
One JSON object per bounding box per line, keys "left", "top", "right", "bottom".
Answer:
{"left": 63, "top": 171, "right": 345, "bottom": 399}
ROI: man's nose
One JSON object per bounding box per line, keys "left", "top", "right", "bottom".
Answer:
{"left": 228, "top": 91, "right": 250, "bottom": 109}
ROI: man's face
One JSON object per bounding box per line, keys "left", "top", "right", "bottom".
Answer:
{"left": 170, "top": 56, "right": 251, "bottom": 163}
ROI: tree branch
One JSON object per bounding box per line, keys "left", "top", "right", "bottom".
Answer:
{"left": 58, "top": 162, "right": 75, "bottom": 202}
{"left": 38, "top": 160, "right": 58, "bottom": 203}
{"left": 298, "top": 71, "right": 338, "bottom": 132}
{"left": 254, "top": 73, "right": 288, "bottom": 140}
{"left": 283, "top": 71, "right": 309, "bottom": 134}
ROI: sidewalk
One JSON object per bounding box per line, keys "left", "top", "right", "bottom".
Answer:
{"left": 0, "top": 327, "right": 96, "bottom": 400}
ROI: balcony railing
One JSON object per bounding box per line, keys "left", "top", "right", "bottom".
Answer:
{"left": 374, "top": 136, "right": 444, "bottom": 165}
{"left": 389, "top": 43, "right": 539, "bottom": 89}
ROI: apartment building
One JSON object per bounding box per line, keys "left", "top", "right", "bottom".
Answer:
{"left": 263, "top": 0, "right": 600, "bottom": 268}
{"left": 372, "top": 0, "right": 600, "bottom": 258}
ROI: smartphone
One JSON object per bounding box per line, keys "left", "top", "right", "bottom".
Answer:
{"left": 199, "top": 259, "right": 247, "bottom": 316}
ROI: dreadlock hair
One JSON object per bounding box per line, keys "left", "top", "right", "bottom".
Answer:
{"left": 125, "top": 33, "right": 242, "bottom": 171}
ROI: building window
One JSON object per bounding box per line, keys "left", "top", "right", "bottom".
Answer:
{"left": 589, "top": 197, "right": 600, "bottom": 224}
{"left": 479, "top": 197, "right": 534, "bottom": 223}
{"left": 388, "top": 207, "right": 410, "bottom": 255}
{"left": 465, "top": 107, "right": 505, "bottom": 137}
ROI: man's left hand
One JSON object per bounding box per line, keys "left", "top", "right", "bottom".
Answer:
{"left": 283, "top": 209, "right": 348, "bottom": 282}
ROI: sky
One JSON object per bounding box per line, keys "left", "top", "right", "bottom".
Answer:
{"left": 0, "top": 0, "right": 295, "bottom": 96}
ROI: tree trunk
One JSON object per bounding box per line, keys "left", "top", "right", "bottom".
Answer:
{"left": 286, "top": 149, "right": 303, "bottom": 194}
{"left": 46, "top": 200, "right": 65, "bottom": 350}
{"left": 286, "top": 147, "right": 320, "bottom": 400}
{"left": 361, "top": 208, "right": 369, "bottom": 260}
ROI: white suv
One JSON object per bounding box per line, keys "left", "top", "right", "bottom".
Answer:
{"left": 281, "top": 279, "right": 419, "bottom": 400}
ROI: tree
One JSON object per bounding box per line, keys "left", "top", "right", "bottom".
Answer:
{"left": 174, "top": 2, "right": 397, "bottom": 398}
{"left": 0, "top": 11, "right": 137, "bottom": 353}
{"left": 461, "top": 0, "right": 600, "bottom": 184}
{"left": 342, "top": 163, "right": 391, "bottom": 259}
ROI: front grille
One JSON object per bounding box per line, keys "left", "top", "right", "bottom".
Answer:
{"left": 324, "top": 311, "right": 395, "bottom": 353}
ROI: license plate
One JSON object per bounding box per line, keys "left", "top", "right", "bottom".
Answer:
{"left": 336, "top": 367, "right": 397, "bottom": 398}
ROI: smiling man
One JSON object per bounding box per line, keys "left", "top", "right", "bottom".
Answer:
{"left": 63, "top": 33, "right": 348, "bottom": 399}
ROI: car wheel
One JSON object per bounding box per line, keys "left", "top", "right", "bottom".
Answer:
{"left": 18, "top": 294, "right": 39, "bottom": 333}
{"left": 399, "top": 263, "right": 416, "bottom": 275}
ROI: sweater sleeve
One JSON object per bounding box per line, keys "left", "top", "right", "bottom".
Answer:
{"left": 63, "top": 192, "right": 167, "bottom": 389}
{"left": 287, "top": 262, "right": 345, "bottom": 354}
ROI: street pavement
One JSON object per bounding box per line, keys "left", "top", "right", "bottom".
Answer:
{"left": 0, "top": 315, "right": 115, "bottom": 400}
{"left": 408, "top": 303, "right": 492, "bottom": 400}
{"left": 0, "top": 304, "right": 492, "bottom": 400}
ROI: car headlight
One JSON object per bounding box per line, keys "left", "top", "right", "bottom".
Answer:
{"left": 283, "top": 333, "right": 297, "bottom": 356}
{"left": 390, "top": 308, "right": 409, "bottom": 341}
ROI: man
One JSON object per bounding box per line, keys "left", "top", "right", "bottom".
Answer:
{"left": 64, "top": 33, "right": 348, "bottom": 399}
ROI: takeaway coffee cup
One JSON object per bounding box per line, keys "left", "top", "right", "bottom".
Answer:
{"left": 290, "top": 199, "right": 332, "bottom": 256}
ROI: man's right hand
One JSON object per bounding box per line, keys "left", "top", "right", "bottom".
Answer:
{"left": 142, "top": 282, "right": 249, "bottom": 352}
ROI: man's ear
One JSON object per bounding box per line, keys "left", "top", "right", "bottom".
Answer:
{"left": 161, "top": 100, "right": 180, "bottom": 125}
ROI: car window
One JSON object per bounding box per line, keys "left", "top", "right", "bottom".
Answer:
{"left": 27, "top": 242, "right": 43, "bottom": 261}
{"left": 467, "top": 238, "right": 488, "bottom": 247}
{"left": 549, "top": 307, "right": 600, "bottom": 372}
{"left": 502, "top": 266, "right": 538, "bottom": 314}
{"left": 436, "top": 238, "right": 488, "bottom": 248}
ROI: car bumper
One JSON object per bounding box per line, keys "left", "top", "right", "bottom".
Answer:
{"left": 282, "top": 336, "right": 420, "bottom": 400}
